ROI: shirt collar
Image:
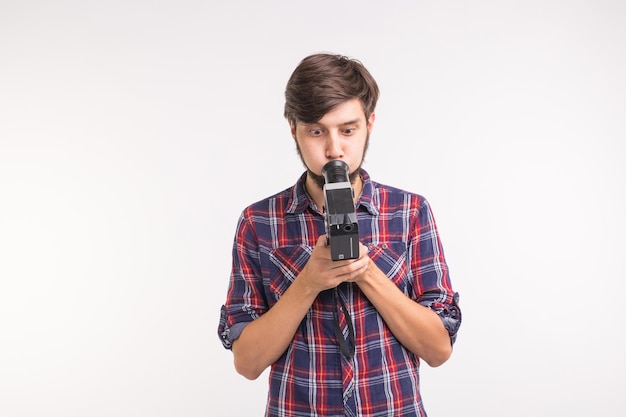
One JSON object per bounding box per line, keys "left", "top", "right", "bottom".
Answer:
{"left": 357, "top": 169, "right": 379, "bottom": 215}
{"left": 286, "top": 169, "right": 379, "bottom": 216}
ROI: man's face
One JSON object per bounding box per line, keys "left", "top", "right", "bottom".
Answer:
{"left": 292, "top": 99, "right": 375, "bottom": 190}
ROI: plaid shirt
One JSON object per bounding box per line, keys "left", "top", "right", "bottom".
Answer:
{"left": 219, "top": 170, "right": 461, "bottom": 417}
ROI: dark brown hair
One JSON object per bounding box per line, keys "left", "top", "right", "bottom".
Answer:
{"left": 284, "top": 53, "right": 380, "bottom": 126}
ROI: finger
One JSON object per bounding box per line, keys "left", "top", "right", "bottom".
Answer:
{"left": 341, "top": 263, "right": 369, "bottom": 282}
{"left": 335, "top": 256, "right": 368, "bottom": 276}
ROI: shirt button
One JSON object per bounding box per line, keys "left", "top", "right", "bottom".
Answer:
{"left": 382, "top": 243, "right": 388, "bottom": 250}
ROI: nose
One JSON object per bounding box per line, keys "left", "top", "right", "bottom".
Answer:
{"left": 326, "top": 132, "right": 343, "bottom": 159}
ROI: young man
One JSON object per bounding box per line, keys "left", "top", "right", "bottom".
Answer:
{"left": 218, "top": 53, "right": 461, "bottom": 416}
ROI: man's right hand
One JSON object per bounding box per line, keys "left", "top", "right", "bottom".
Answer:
{"left": 297, "top": 235, "right": 370, "bottom": 294}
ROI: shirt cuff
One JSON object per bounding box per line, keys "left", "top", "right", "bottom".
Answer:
{"left": 419, "top": 292, "right": 462, "bottom": 345}
{"left": 218, "top": 309, "right": 250, "bottom": 349}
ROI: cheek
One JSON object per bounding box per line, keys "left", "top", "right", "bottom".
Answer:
{"left": 296, "top": 141, "right": 322, "bottom": 167}
{"left": 348, "top": 140, "right": 366, "bottom": 157}
{"left": 297, "top": 140, "right": 322, "bottom": 156}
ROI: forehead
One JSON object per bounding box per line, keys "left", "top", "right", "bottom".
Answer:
{"left": 306, "top": 99, "right": 366, "bottom": 127}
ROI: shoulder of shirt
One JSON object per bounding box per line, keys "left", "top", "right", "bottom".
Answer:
{"left": 237, "top": 172, "right": 432, "bottom": 218}
{"left": 240, "top": 185, "right": 294, "bottom": 215}
{"left": 368, "top": 178, "right": 429, "bottom": 209}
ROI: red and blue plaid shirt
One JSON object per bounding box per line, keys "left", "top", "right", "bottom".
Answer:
{"left": 219, "top": 170, "right": 461, "bottom": 417}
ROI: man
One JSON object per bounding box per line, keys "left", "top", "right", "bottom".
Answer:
{"left": 218, "top": 53, "right": 461, "bottom": 416}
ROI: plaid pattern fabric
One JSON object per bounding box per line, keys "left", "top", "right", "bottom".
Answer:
{"left": 219, "top": 170, "right": 461, "bottom": 417}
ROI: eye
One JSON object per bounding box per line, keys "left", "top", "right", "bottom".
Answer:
{"left": 308, "top": 129, "right": 324, "bottom": 137}
{"left": 342, "top": 128, "right": 356, "bottom": 135}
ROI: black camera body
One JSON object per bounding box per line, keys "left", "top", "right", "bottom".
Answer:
{"left": 322, "top": 160, "right": 360, "bottom": 261}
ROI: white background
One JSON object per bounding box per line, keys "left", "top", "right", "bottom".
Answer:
{"left": 1, "top": 1, "right": 625, "bottom": 415}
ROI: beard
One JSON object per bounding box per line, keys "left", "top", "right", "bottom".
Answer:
{"left": 295, "top": 134, "right": 370, "bottom": 191}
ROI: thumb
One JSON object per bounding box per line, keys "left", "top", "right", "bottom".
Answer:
{"left": 316, "top": 234, "right": 328, "bottom": 247}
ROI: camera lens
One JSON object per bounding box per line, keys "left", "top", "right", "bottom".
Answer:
{"left": 322, "top": 160, "right": 350, "bottom": 184}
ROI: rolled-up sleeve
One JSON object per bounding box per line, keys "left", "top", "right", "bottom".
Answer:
{"left": 418, "top": 292, "right": 462, "bottom": 345}
{"left": 412, "top": 198, "right": 462, "bottom": 345}
{"left": 218, "top": 308, "right": 250, "bottom": 349}
{"left": 217, "top": 212, "right": 266, "bottom": 350}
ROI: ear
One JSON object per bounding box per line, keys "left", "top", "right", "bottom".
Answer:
{"left": 289, "top": 121, "right": 297, "bottom": 140}
{"left": 367, "top": 112, "right": 376, "bottom": 133}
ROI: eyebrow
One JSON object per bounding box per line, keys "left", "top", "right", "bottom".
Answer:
{"left": 339, "top": 119, "right": 361, "bottom": 126}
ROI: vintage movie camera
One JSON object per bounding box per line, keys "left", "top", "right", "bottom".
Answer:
{"left": 322, "top": 160, "right": 360, "bottom": 261}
